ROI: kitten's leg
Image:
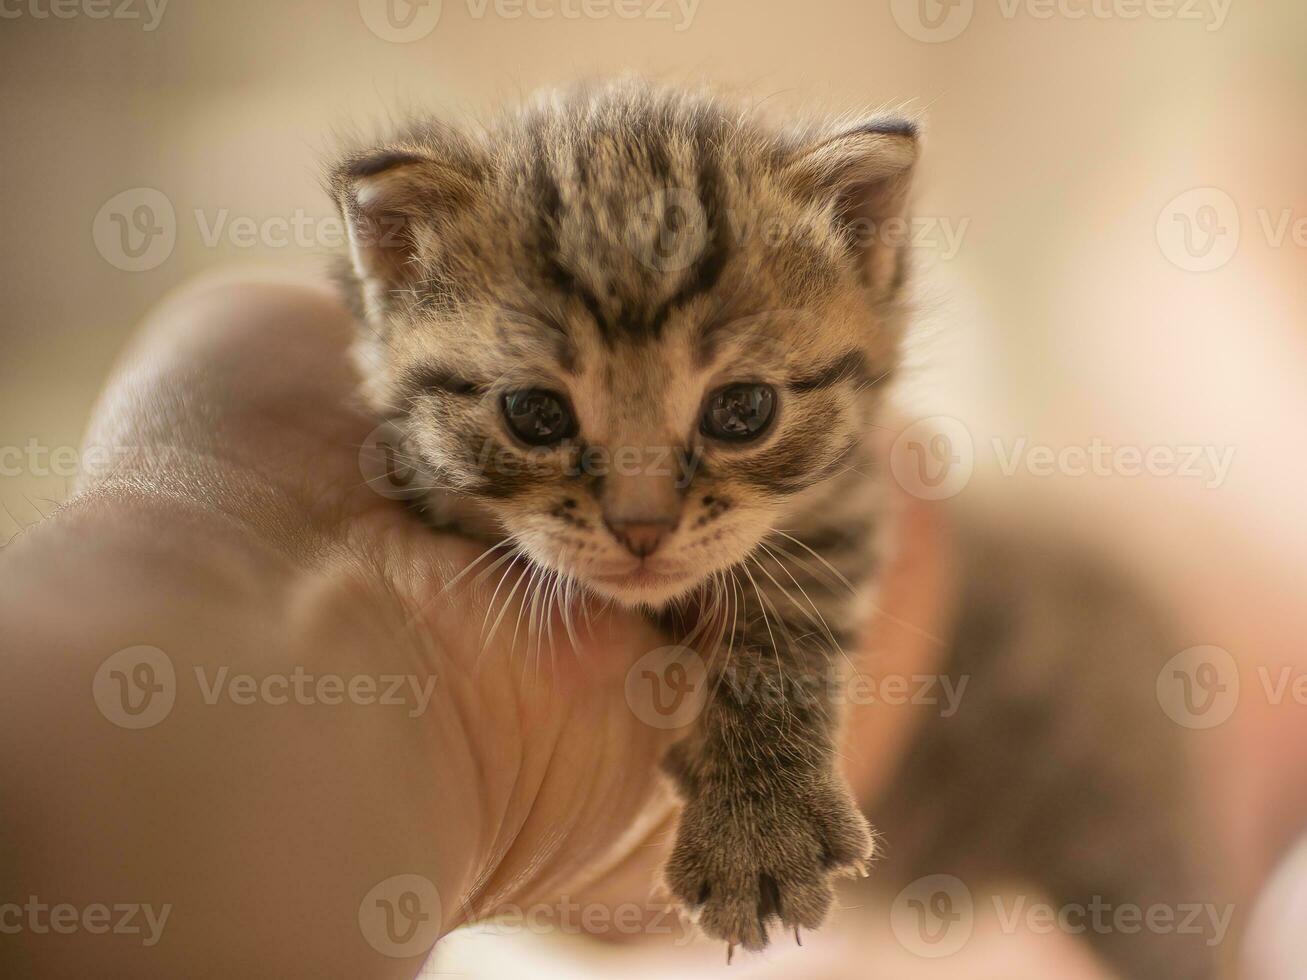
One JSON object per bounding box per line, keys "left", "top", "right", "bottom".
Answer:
{"left": 661, "top": 538, "right": 875, "bottom": 952}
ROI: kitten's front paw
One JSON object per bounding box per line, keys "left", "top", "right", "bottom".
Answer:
{"left": 665, "top": 779, "right": 874, "bottom": 953}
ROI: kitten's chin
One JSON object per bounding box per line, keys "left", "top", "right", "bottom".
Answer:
{"left": 580, "top": 568, "right": 704, "bottom": 609}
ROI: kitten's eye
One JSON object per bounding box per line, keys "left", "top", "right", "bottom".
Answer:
{"left": 700, "top": 383, "right": 777, "bottom": 442}
{"left": 501, "top": 389, "right": 577, "bottom": 446}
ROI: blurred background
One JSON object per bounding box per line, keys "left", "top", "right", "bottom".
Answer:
{"left": 2, "top": 0, "right": 1304, "bottom": 976}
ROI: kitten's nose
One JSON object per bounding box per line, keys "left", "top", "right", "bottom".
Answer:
{"left": 604, "top": 517, "right": 675, "bottom": 558}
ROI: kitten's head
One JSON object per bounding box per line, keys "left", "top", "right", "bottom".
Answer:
{"left": 331, "top": 81, "right": 919, "bottom": 608}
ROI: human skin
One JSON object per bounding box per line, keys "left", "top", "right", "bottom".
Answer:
{"left": 0, "top": 275, "right": 1296, "bottom": 979}
{"left": 0, "top": 277, "right": 686, "bottom": 977}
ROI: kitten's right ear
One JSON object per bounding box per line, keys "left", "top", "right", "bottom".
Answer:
{"left": 782, "top": 118, "right": 920, "bottom": 303}
{"left": 329, "top": 145, "right": 484, "bottom": 311}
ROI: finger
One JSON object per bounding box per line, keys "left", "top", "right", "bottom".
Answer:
{"left": 78, "top": 273, "right": 373, "bottom": 518}
{"left": 841, "top": 417, "right": 955, "bottom": 807}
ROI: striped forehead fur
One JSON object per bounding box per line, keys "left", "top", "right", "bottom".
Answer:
{"left": 329, "top": 81, "right": 919, "bottom": 349}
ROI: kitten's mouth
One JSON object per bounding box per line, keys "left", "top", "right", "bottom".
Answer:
{"left": 585, "top": 563, "right": 701, "bottom": 606}
{"left": 591, "top": 567, "right": 684, "bottom": 587}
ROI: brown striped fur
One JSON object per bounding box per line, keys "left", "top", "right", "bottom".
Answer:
{"left": 329, "top": 79, "right": 919, "bottom": 952}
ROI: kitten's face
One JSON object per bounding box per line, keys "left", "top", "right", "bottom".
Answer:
{"left": 335, "top": 85, "right": 917, "bottom": 608}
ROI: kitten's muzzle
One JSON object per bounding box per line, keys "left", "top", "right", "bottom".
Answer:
{"left": 599, "top": 465, "right": 683, "bottom": 558}
{"left": 602, "top": 515, "right": 678, "bottom": 558}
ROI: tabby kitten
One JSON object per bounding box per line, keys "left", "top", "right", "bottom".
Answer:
{"left": 330, "top": 80, "right": 919, "bottom": 954}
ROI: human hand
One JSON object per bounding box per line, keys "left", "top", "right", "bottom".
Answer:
{"left": 0, "top": 275, "right": 687, "bottom": 978}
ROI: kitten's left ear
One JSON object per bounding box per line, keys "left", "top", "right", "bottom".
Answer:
{"left": 783, "top": 118, "right": 920, "bottom": 301}
{"left": 328, "top": 139, "right": 485, "bottom": 315}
